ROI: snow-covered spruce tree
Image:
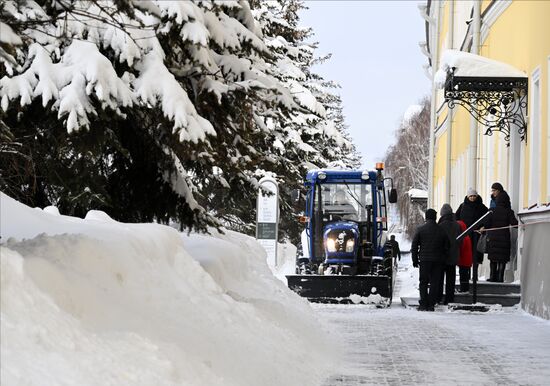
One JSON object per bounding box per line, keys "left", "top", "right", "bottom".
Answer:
{"left": 1, "top": 1, "right": 229, "bottom": 229}
{"left": 384, "top": 97, "right": 430, "bottom": 239}
{"left": 251, "top": 0, "right": 359, "bottom": 242}
{"left": 197, "top": 0, "right": 358, "bottom": 241}
{"left": 182, "top": 0, "right": 331, "bottom": 238}
{"left": 0, "top": 0, "right": 354, "bottom": 238}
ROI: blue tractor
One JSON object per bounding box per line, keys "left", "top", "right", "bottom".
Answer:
{"left": 286, "top": 164, "right": 398, "bottom": 305}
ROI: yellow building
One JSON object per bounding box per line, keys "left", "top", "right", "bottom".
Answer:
{"left": 422, "top": 0, "right": 550, "bottom": 319}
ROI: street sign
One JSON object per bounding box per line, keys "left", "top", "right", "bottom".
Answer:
{"left": 256, "top": 176, "right": 279, "bottom": 266}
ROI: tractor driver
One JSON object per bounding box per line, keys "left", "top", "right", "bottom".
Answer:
{"left": 332, "top": 190, "right": 358, "bottom": 221}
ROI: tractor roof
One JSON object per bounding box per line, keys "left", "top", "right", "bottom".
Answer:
{"left": 305, "top": 169, "right": 378, "bottom": 185}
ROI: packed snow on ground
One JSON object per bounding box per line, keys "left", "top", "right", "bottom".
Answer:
{"left": 391, "top": 232, "right": 418, "bottom": 299}
{"left": 0, "top": 192, "right": 337, "bottom": 386}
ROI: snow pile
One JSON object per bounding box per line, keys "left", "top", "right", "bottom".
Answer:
{"left": 267, "top": 242, "right": 298, "bottom": 284}
{"left": 0, "top": 193, "right": 335, "bottom": 386}
{"left": 347, "top": 293, "right": 388, "bottom": 305}
{"left": 435, "top": 49, "right": 527, "bottom": 88}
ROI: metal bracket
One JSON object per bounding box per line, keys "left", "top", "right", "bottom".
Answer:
{"left": 444, "top": 70, "right": 528, "bottom": 144}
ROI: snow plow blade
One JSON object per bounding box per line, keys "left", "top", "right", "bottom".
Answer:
{"left": 286, "top": 274, "right": 392, "bottom": 304}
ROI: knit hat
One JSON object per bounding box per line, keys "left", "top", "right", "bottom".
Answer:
{"left": 440, "top": 203, "right": 453, "bottom": 216}
{"left": 467, "top": 188, "right": 478, "bottom": 196}
{"left": 491, "top": 182, "right": 504, "bottom": 191}
{"left": 425, "top": 208, "right": 437, "bottom": 221}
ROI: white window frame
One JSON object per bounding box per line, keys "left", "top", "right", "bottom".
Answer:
{"left": 528, "top": 67, "right": 542, "bottom": 206}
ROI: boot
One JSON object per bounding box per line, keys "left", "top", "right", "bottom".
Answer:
{"left": 497, "top": 262, "right": 506, "bottom": 282}
{"left": 487, "top": 261, "right": 499, "bottom": 282}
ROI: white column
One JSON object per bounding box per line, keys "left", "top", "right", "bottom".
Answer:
{"left": 428, "top": 1, "right": 441, "bottom": 208}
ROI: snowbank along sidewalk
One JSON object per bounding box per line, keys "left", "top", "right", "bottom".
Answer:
{"left": 0, "top": 193, "right": 335, "bottom": 386}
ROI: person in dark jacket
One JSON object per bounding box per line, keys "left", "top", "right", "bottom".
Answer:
{"left": 411, "top": 209, "right": 450, "bottom": 311}
{"left": 437, "top": 204, "right": 462, "bottom": 304}
{"left": 388, "top": 235, "right": 401, "bottom": 261}
{"left": 482, "top": 190, "right": 518, "bottom": 282}
{"left": 456, "top": 188, "right": 489, "bottom": 287}
{"left": 489, "top": 182, "right": 504, "bottom": 209}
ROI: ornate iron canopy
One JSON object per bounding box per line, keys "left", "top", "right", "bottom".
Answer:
{"left": 444, "top": 68, "right": 528, "bottom": 143}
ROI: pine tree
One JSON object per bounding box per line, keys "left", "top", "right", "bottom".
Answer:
{"left": 1, "top": 0, "right": 357, "bottom": 240}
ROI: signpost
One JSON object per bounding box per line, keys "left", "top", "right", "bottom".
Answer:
{"left": 256, "top": 176, "right": 279, "bottom": 267}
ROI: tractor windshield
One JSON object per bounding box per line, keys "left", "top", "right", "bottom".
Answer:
{"left": 319, "top": 183, "right": 373, "bottom": 222}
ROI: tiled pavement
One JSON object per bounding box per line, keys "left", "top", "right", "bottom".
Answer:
{"left": 318, "top": 305, "right": 550, "bottom": 385}
{"left": 316, "top": 256, "right": 550, "bottom": 386}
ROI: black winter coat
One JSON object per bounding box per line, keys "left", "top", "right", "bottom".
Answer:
{"left": 456, "top": 195, "right": 489, "bottom": 229}
{"left": 411, "top": 220, "right": 450, "bottom": 264}
{"left": 438, "top": 214, "right": 462, "bottom": 265}
{"left": 484, "top": 191, "right": 518, "bottom": 263}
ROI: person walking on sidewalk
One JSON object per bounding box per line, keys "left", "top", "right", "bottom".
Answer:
{"left": 456, "top": 220, "right": 473, "bottom": 292}
{"left": 411, "top": 209, "right": 450, "bottom": 311}
{"left": 482, "top": 188, "right": 518, "bottom": 282}
{"left": 456, "top": 188, "right": 488, "bottom": 286}
{"left": 388, "top": 235, "right": 402, "bottom": 261}
{"left": 437, "top": 204, "right": 462, "bottom": 304}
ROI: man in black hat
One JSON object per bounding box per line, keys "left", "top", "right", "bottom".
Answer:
{"left": 411, "top": 208, "right": 450, "bottom": 311}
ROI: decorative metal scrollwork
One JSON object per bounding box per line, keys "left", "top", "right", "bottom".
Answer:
{"left": 444, "top": 74, "right": 528, "bottom": 144}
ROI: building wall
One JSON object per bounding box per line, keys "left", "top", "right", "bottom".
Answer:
{"left": 426, "top": 0, "right": 550, "bottom": 319}
{"left": 519, "top": 211, "right": 550, "bottom": 320}
{"left": 431, "top": 0, "right": 550, "bottom": 209}
{"left": 453, "top": 1, "right": 473, "bottom": 49}
{"left": 481, "top": 0, "right": 550, "bottom": 208}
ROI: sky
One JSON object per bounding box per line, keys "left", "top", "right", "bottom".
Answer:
{"left": 300, "top": 1, "right": 432, "bottom": 169}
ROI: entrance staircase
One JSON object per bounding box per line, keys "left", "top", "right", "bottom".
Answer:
{"left": 400, "top": 281, "right": 521, "bottom": 308}
{"left": 453, "top": 281, "right": 521, "bottom": 306}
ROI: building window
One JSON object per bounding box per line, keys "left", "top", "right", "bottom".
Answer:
{"left": 529, "top": 68, "right": 541, "bottom": 206}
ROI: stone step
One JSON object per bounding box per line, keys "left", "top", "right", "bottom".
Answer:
{"left": 455, "top": 281, "right": 520, "bottom": 295}
{"left": 400, "top": 294, "right": 520, "bottom": 308}
{"left": 453, "top": 293, "right": 521, "bottom": 307}
{"left": 400, "top": 297, "right": 419, "bottom": 308}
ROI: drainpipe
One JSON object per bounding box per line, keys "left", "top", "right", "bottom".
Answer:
{"left": 427, "top": 1, "right": 440, "bottom": 209}
{"left": 445, "top": 1, "right": 455, "bottom": 205}
{"left": 470, "top": 0, "right": 482, "bottom": 299}
{"left": 469, "top": 1, "right": 481, "bottom": 191}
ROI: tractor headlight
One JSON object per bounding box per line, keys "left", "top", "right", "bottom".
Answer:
{"left": 345, "top": 239, "right": 355, "bottom": 253}
{"left": 326, "top": 237, "right": 337, "bottom": 252}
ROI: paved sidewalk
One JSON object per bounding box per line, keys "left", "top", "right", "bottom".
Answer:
{"left": 317, "top": 304, "right": 550, "bottom": 385}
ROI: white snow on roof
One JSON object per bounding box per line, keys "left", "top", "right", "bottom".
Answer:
{"left": 407, "top": 188, "right": 428, "bottom": 199}
{"left": 435, "top": 49, "right": 527, "bottom": 89}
